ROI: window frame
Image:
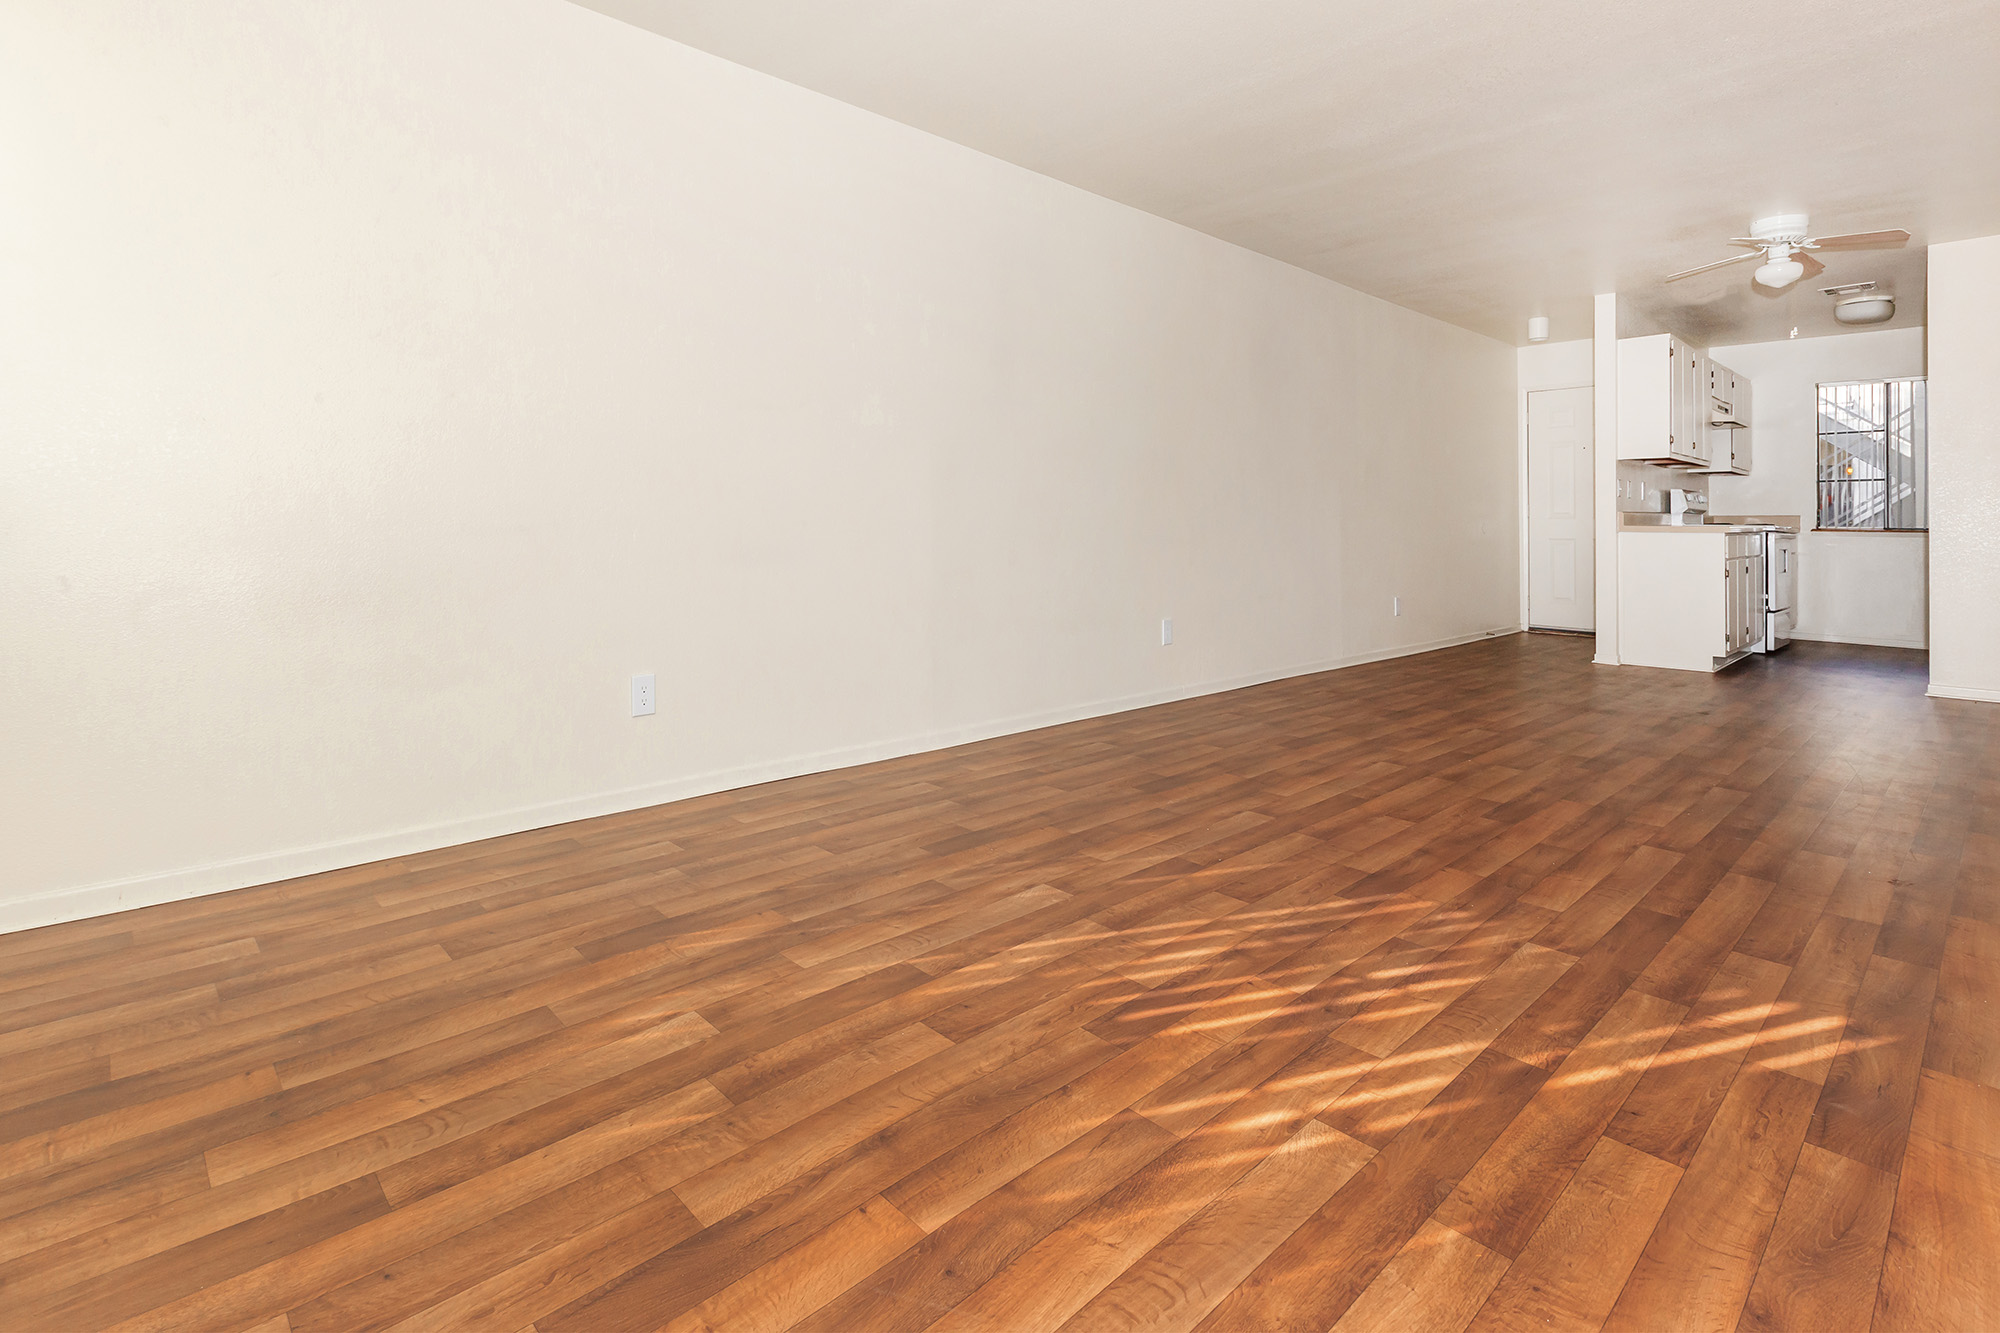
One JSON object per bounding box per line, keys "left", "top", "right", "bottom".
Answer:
{"left": 1815, "top": 376, "right": 1928, "bottom": 533}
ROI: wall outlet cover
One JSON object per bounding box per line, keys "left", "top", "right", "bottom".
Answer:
{"left": 631, "top": 673, "right": 656, "bottom": 717}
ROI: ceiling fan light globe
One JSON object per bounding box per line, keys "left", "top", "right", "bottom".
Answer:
{"left": 1754, "top": 258, "right": 1805, "bottom": 289}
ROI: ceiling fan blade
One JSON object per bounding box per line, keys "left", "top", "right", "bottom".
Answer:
{"left": 1796, "top": 249, "right": 1826, "bottom": 278}
{"left": 1807, "top": 228, "right": 1912, "bottom": 250}
{"left": 1664, "top": 251, "right": 1764, "bottom": 282}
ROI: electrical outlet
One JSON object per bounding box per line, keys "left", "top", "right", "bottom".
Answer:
{"left": 1393, "top": 597, "right": 1402, "bottom": 617}
{"left": 631, "top": 673, "right": 656, "bottom": 717}
{"left": 1160, "top": 618, "right": 1173, "bottom": 646}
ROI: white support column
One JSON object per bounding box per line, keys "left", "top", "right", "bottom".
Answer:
{"left": 1592, "top": 292, "right": 1620, "bottom": 665}
{"left": 1927, "top": 234, "right": 2000, "bottom": 701}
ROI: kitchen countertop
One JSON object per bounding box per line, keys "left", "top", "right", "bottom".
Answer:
{"left": 1619, "top": 513, "right": 1800, "bottom": 534}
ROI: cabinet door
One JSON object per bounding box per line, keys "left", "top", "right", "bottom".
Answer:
{"left": 1744, "top": 557, "right": 1762, "bottom": 648}
{"left": 1616, "top": 334, "right": 1679, "bottom": 463}
{"left": 1663, "top": 338, "right": 1685, "bottom": 461}
{"left": 1686, "top": 349, "right": 1709, "bottom": 463}
{"left": 1680, "top": 342, "right": 1696, "bottom": 462}
{"left": 1748, "top": 556, "right": 1760, "bottom": 644}
{"left": 1732, "top": 373, "right": 1751, "bottom": 472}
{"left": 1691, "top": 353, "right": 1710, "bottom": 463}
{"left": 1732, "top": 378, "right": 1751, "bottom": 473}
{"left": 1705, "top": 363, "right": 1722, "bottom": 462}
{"left": 1731, "top": 558, "right": 1745, "bottom": 650}
{"left": 1723, "top": 556, "right": 1756, "bottom": 653}
{"left": 1722, "top": 559, "right": 1737, "bottom": 652}
{"left": 1749, "top": 556, "right": 1766, "bottom": 646}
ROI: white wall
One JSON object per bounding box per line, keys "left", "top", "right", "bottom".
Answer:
{"left": 1517, "top": 340, "right": 1595, "bottom": 396}
{"left": 0, "top": 0, "right": 1518, "bottom": 930}
{"left": 1707, "top": 328, "right": 1928, "bottom": 650}
{"left": 1927, "top": 234, "right": 2000, "bottom": 701}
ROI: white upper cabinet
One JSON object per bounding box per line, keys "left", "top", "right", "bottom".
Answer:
{"left": 1618, "top": 333, "right": 1753, "bottom": 474}
{"left": 1727, "top": 369, "right": 1752, "bottom": 472}
{"left": 1616, "top": 334, "right": 1707, "bottom": 467}
{"left": 1696, "top": 359, "right": 1752, "bottom": 475}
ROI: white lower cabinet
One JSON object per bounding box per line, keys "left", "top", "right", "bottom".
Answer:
{"left": 1619, "top": 529, "right": 1765, "bottom": 672}
{"left": 1723, "top": 539, "right": 1767, "bottom": 656}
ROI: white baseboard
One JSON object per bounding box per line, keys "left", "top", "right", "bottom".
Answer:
{"left": 1928, "top": 683, "right": 2000, "bottom": 704}
{"left": 1790, "top": 630, "right": 1928, "bottom": 651}
{"left": 4, "top": 626, "right": 1522, "bottom": 936}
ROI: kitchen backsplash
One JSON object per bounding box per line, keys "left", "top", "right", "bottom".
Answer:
{"left": 1617, "top": 460, "right": 1705, "bottom": 513}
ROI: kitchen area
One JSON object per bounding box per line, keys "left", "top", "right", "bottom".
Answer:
{"left": 1519, "top": 241, "right": 1930, "bottom": 676}
{"left": 1614, "top": 333, "right": 1800, "bottom": 672}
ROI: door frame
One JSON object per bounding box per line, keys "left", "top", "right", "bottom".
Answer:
{"left": 1522, "top": 383, "right": 1597, "bottom": 632}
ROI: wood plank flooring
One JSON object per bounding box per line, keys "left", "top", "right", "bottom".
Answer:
{"left": 3, "top": 634, "right": 1996, "bottom": 1331}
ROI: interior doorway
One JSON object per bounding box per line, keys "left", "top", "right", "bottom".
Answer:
{"left": 1527, "top": 386, "right": 1595, "bottom": 632}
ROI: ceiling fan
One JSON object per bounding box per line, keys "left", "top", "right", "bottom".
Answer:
{"left": 1664, "top": 214, "right": 1911, "bottom": 290}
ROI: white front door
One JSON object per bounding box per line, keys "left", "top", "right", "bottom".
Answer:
{"left": 1528, "top": 386, "right": 1595, "bottom": 631}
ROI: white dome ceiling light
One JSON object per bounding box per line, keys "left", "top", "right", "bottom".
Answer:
{"left": 1664, "top": 215, "right": 1911, "bottom": 292}
{"left": 1824, "top": 282, "right": 1896, "bottom": 324}
{"left": 1836, "top": 296, "right": 1895, "bottom": 324}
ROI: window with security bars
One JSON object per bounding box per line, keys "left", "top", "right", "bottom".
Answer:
{"left": 1817, "top": 378, "right": 1926, "bottom": 530}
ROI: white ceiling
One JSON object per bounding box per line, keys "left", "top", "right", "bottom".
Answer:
{"left": 575, "top": 0, "right": 2000, "bottom": 346}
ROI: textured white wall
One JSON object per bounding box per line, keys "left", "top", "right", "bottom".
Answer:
{"left": 1516, "top": 339, "right": 1596, "bottom": 393}
{"left": 1927, "top": 235, "right": 2000, "bottom": 700}
{"left": 0, "top": 0, "right": 1518, "bottom": 929}
{"left": 1707, "top": 327, "right": 1928, "bottom": 649}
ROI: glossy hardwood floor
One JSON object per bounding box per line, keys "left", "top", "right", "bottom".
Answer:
{"left": 3, "top": 634, "right": 1996, "bottom": 1332}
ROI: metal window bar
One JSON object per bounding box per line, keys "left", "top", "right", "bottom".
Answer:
{"left": 1817, "top": 377, "right": 1926, "bottom": 530}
